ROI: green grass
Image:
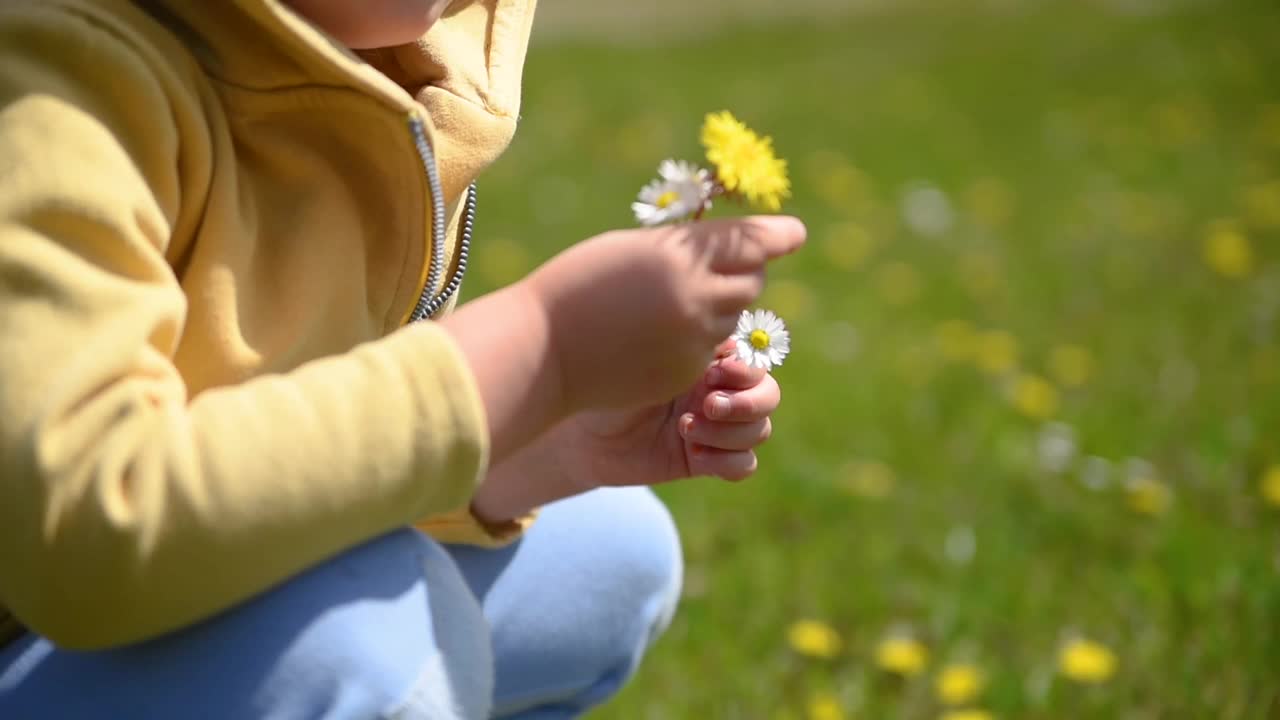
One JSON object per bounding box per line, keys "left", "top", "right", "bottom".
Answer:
{"left": 469, "top": 1, "right": 1280, "bottom": 716}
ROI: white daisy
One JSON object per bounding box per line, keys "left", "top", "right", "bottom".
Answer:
{"left": 733, "top": 308, "right": 790, "bottom": 370}
{"left": 631, "top": 159, "right": 713, "bottom": 226}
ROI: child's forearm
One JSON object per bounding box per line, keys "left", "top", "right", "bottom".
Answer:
{"left": 439, "top": 281, "right": 566, "bottom": 464}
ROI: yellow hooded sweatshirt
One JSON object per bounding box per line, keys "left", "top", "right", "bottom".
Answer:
{"left": 0, "top": 0, "right": 537, "bottom": 650}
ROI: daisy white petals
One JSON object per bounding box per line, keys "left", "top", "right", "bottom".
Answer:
{"left": 733, "top": 308, "right": 791, "bottom": 371}
{"left": 631, "top": 159, "right": 714, "bottom": 226}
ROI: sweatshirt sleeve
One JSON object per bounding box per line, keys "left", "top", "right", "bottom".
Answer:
{"left": 0, "top": 8, "right": 488, "bottom": 649}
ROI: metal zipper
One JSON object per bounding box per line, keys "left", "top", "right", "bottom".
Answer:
{"left": 407, "top": 115, "right": 477, "bottom": 323}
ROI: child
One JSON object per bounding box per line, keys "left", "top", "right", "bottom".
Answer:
{"left": 0, "top": 0, "right": 805, "bottom": 717}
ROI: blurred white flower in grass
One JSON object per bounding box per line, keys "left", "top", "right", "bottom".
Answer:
{"left": 1079, "top": 456, "right": 1113, "bottom": 491}
{"left": 818, "top": 321, "right": 859, "bottom": 364}
{"left": 944, "top": 525, "right": 976, "bottom": 566}
{"left": 900, "top": 181, "right": 955, "bottom": 237}
{"left": 631, "top": 159, "right": 713, "bottom": 226}
{"left": 1037, "top": 422, "right": 1077, "bottom": 474}
{"left": 1126, "top": 475, "right": 1172, "bottom": 516}
{"left": 733, "top": 309, "right": 790, "bottom": 371}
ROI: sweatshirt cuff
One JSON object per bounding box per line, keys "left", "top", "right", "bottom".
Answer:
{"left": 414, "top": 505, "right": 538, "bottom": 548}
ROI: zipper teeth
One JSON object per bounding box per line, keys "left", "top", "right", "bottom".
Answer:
{"left": 406, "top": 116, "right": 476, "bottom": 323}
{"left": 421, "top": 184, "right": 476, "bottom": 318}
{"left": 408, "top": 117, "right": 445, "bottom": 321}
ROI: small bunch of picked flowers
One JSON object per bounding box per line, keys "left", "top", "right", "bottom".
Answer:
{"left": 632, "top": 110, "right": 793, "bottom": 371}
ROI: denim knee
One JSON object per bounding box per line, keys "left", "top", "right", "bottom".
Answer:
{"left": 452, "top": 487, "right": 684, "bottom": 718}
{"left": 0, "top": 528, "right": 493, "bottom": 720}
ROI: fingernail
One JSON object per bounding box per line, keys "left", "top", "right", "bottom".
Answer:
{"left": 679, "top": 414, "right": 694, "bottom": 437}
{"left": 710, "top": 394, "right": 730, "bottom": 419}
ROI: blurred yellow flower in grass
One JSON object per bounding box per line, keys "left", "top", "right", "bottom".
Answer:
{"left": 701, "top": 111, "right": 790, "bottom": 212}
{"left": 823, "top": 222, "right": 877, "bottom": 271}
{"left": 476, "top": 237, "right": 531, "bottom": 287}
{"left": 1126, "top": 476, "right": 1172, "bottom": 516}
{"left": 1258, "top": 466, "right": 1280, "bottom": 507}
{"left": 1058, "top": 638, "right": 1117, "bottom": 684}
{"left": 939, "top": 711, "right": 994, "bottom": 720}
{"left": 875, "top": 261, "right": 922, "bottom": 306}
{"left": 958, "top": 253, "right": 1002, "bottom": 298}
{"left": 875, "top": 636, "right": 929, "bottom": 676}
{"left": 975, "top": 330, "right": 1019, "bottom": 376}
{"left": 764, "top": 278, "right": 816, "bottom": 321}
{"left": 934, "top": 320, "right": 976, "bottom": 362}
{"left": 836, "top": 460, "right": 896, "bottom": 499}
{"left": 1255, "top": 103, "right": 1280, "bottom": 149}
{"left": 787, "top": 620, "right": 843, "bottom": 660}
{"left": 1202, "top": 222, "right": 1254, "bottom": 278}
{"left": 1009, "top": 374, "right": 1060, "bottom": 420}
{"left": 1152, "top": 100, "right": 1206, "bottom": 148}
{"left": 806, "top": 692, "right": 845, "bottom": 720}
{"left": 1049, "top": 344, "right": 1094, "bottom": 388}
{"left": 935, "top": 664, "right": 985, "bottom": 705}
{"left": 964, "top": 177, "right": 1015, "bottom": 229}
{"left": 1242, "top": 180, "right": 1280, "bottom": 229}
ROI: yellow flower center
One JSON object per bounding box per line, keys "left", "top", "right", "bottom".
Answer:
{"left": 749, "top": 329, "right": 771, "bottom": 350}
{"left": 656, "top": 190, "right": 679, "bottom": 209}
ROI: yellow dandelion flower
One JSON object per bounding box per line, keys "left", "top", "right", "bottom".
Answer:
{"left": 939, "top": 710, "right": 994, "bottom": 720}
{"left": 1049, "top": 344, "right": 1094, "bottom": 388}
{"left": 1127, "top": 477, "right": 1172, "bottom": 516}
{"left": 935, "top": 320, "right": 977, "bottom": 362}
{"left": 1259, "top": 466, "right": 1280, "bottom": 507}
{"left": 875, "top": 636, "right": 929, "bottom": 676}
{"left": 823, "top": 222, "right": 877, "bottom": 271}
{"left": 935, "top": 664, "right": 985, "bottom": 706}
{"left": 787, "top": 620, "right": 843, "bottom": 660}
{"left": 836, "top": 460, "right": 896, "bottom": 499}
{"left": 806, "top": 692, "right": 845, "bottom": 720}
{"left": 875, "top": 261, "right": 922, "bottom": 306}
{"left": 1010, "top": 374, "right": 1060, "bottom": 421}
{"left": 975, "top": 330, "right": 1019, "bottom": 376}
{"left": 1058, "top": 638, "right": 1117, "bottom": 684}
{"left": 701, "top": 110, "right": 791, "bottom": 212}
{"left": 1203, "top": 222, "right": 1254, "bottom": 278}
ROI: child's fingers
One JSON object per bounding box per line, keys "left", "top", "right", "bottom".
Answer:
{"left": 714, "top": 337, "right": 738, "bottom": 359}
{"left": 687, "top": 445, "right": 758, "bottom": 482}
{"left": 698, "top": 216, "right": 807, "bottom": 273}
{"left": 702, "top": 374, "right": 780, "bottom": 421}
{"left": 710, "top": 271, "right": 766, "bottom": 314}
{"left": 706, "top": 355, "right": 768, "bottom": 391}
{"left": 679, "top": 414, "right": 772, "bottom": 451}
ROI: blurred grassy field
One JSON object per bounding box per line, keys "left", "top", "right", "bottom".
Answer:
{"left": 469, "top": 0, "right": 1280, "bottom": 717}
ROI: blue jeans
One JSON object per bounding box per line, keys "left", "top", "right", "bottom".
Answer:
{"left": 0, "top": 487, "right": 683, "bottom": 719}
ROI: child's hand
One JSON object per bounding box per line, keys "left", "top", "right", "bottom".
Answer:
{"left": 544, "top": 340, "right": 782, "bottom": 493}
{"left": 528, "top": 216, "right": 805, "bottom": 415}
{"left": 674, "top": 340, "right": 779, "bottom": 481}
